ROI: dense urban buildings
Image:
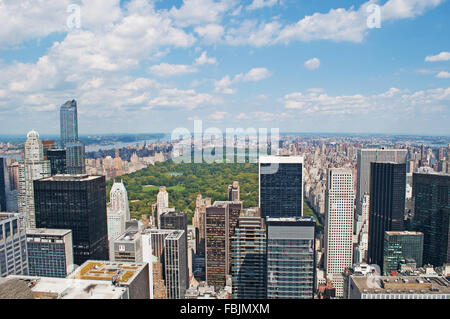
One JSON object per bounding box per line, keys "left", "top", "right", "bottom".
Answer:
{"left": 164, "top": 230, "right": 187, "bottom": 299}
{"left": 259, "top": 156, "right": 304, "bottom": 219}
{"left": 26, "top": 228, "right": 73, "bottom": 278}
{"left": 412, "top": 172, "right": 450, "bottom": 267}
{"left": 368, "top": 162, "right": 406, "bottom": 271}
{"left": 33, "top": 175, "right": 109, "bottom": 265}
{"left": 324, "top": 168, "right": 354, "bottom": 297}
{"left": 266, "top": 217, "right": 316, "bottom": 299}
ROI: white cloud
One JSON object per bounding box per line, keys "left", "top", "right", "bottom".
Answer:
{"left": 194, "top": 51, "right": 217, "bottom": 65}
{"left": 247, "top": 0, "right": 278, "bottom": 11}
{"left": 214, "top": 68, "right": 271, "bottom": 93}
{"left": 148, "top": 63, "right": 198, "bottom": 77}
{"left": 194, "top": 24, "right": 225, "bottom": 43}
{"left": 209, "top": 111, "right": 227, "bottom": 120}
{"left": 381, "top": 0, "right": 445, "bottom": 21}
{"left": 436, "top": 72, "right": 450, "bottom": 79}
{"left": 426, "top": 52, "right": 450, "bottom": 62}
{"left": 284, "top": 87, "right": 450, "bottom": 115}
{"left": 144, "top": 88, "right": 219, "bottom": 110}
{"left": 304, "top": 58, "right": 321, "bottom": 70}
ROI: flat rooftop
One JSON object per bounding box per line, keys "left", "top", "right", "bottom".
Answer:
{"left": 351, "top": 275, "right": 450, "bottom": 295}
{"left": 0, "top": 212, "right": 20, "bottom": 222}
{"left": 385, "top": 231, "right": 423, "bottom": 236}
{"left": 26, "top": 228, "right": 72, "bottom": 237}
{"left": 70, "top": 260, "right": 146, "bottom": 285}
{"left": 8, "top": 276, "right": 127, "bottom": 299}
{"left": 115, "top": 230, "right": 140, "bottom": 242}
{"left": 259, "top": 155, "right": 304, "bottom": 164}
{"left": 266, "top": 216, "right": 315, "bottom": 223}
{"left": 165, "top": 230, "right": 184, "bottom": 240}
{"left": 38, "top": 174, "right": 102, "bottom": 182}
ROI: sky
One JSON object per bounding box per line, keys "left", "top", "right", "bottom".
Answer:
{"left": 0, "top": 0, "right": 449, "bottom": 136}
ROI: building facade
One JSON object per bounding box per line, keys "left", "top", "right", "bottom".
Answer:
{"left": 266, "top": 217, "right": 316, "bottom": 299}
{"left": 413, "top": 172, "right": 450, "bottom": 267}
{"left": 383, "top": 231, "right": 424, "bottom": 274}
{"left": 259, "top": 156, "right": 304, "bottom": 219}
{"left": 368, "top": 162, "right": 406, "bottom": 270}
{"left": 34, "top": 175, "right": 109, "bottom": 265}
{"left": 324, "top": 168, "right": 354, "bottom": 298}
{"left": 0, "top": 213, "right": 28, "bottom": 277}
{"left": 164, "top": 230, "right": 187, "bottom": 299}
{"left": 26, "top": 228, "right": 73, "bottom": 278}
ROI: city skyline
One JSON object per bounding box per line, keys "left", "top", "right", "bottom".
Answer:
{"left": 0, "top": 0, "right": 449, "bottom": 135}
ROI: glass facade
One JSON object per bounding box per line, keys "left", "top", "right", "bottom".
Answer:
{"left": 60, "top": 100, "right": 78, "bottom": 148}
{"left": 27, "top": 235, "right": 69, "bottom": 278}
{"left": 413, "top": 172, "right": 450, "bottom": 267}
{"left": 383, "top": 231, "right": 424, "bottom": 274}
{"left": 46, "top": 149, "right": 66, "bottom": 175}
{"left": 34, "top": 175, "right": 109, "bottom": 266}
{"left": 368, "top": 162, "right": 406, "bottom": 270}
{"left": 0, "top": 213, "right": 28, "bottom": 277}
{"left": 266, "top": 218, "right": 315, "bottom": 299}
{"left": 260, "top": 162, "right": 303, "bottom": 219}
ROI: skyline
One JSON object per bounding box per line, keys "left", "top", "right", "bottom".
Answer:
{"left": 0, "top": 0, "right": 449, "bottom": 135}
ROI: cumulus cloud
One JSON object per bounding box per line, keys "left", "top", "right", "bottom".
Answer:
{"left": 194, "top": 24, "right": 225, "bottom": 43}
{"left": 209, "top": 111, "right": 227, "bottom": 120}
{"left": 436, "top": 72, "right": 450, "bottom": 79}
{"left": 247, "top": 0, "right": 278, "bottom": 11}
{"left": 148, "top": 63, "right": 198, "bottom": 77}
{"left": 426, "top": 52, "right": 450, "bottom": 62}
{"left": 214, "top": 68, "right": 271, "bottom": 93}
{"left": 304, "top": 58, "right": 321, "bottom": 70}
{"left": 194, "top": 51, "right": 217, "bottom": 65}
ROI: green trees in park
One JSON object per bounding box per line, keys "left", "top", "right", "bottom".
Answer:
{"left": 106, "top": 160, "right": 321, "bottom": 228}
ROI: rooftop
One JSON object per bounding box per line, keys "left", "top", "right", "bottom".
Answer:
{"left": 69, "top": 260, "right": 146, "bottom": 285}
{"left": 259, "top": 155, "right": 304, "bottom": 164}
{"left": 38, "top": 174, "right": 102, "bottom": 182}
{"left": 385, "top": 231, "right": 423, "bottom": 236}
{"left": 351, "top": 275, "right": 450, "bottom": 295}
{"left": 7, "top": 275, "right": 127, "bottom": 299}
{"left": 26, "top": 228, "right": 72, "bottom": 237}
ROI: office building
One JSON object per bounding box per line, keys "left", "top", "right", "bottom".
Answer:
{"left": 228, "top": 181, "right": 240, "bottom": 202}
{"left": 231, "top": 208, "right": 266, "bottom": 299}
{"left": 60, "top": 100, "right": 79, "bottom": 148}
{"left": 266, "top": 217, "right": 316, "bottom": 299}
{"left": 26, "top": 228, "right": 73, "bottom": 278}
{"left": 413, "top": 172, "right": 450, "bottom": 267}
{"left": 155, "top": 186, "right": 169, "bottom": 228}
{"left": 0, "top": 213, "right": 28, "bottom": 277}
{"left": 368, "top": 162, "right": 406, "bottom": 270}
{"left": 164, "top": 230, "right": 187, "bottom": 299}
{"left": 205, "top": 200, "right": 242, "bottom": 289}
{"left": 18, "top": 130, "right": 51, "bottom": 228}
{"left": 46, "top": 149, "right": 66, "bottom": 175}
{"left": 112, "top": 220, "right": 142, "bottom": 263}
{"left": 356, "top": 149, "right": 407, "bottom": 217}
{"left": 193, "top": 193, "right": 211, "bottom": 257}
{"left": 34, "top": 175, "right": 109, "bottom": 265}
{"left": 324, "top": 168, "right": 354, "bottom": 297}
{"left": 348, "top": 274, "right": 450, "bottom": 299}
{"left": 0, "top": 158, "right": 8, "bottom": 212}
{"left": 383, "top": 231, "right": 424, "bottom": 274}
{"left": 70, "top": 260, "right": 150, "bottom": 299}
{"left": 259, "top": 156, "right": 304, "bottom": 219}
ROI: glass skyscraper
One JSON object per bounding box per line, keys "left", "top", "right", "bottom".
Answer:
{"left": 266, "top": 217, "right": 315, "bottom": 299}
{"left": 368, "top": 162, "right": 406, "bottom": 271}
{"left": 33, "top": 175, "right": 109, "bottom": 266}
{"left": 60, "top": 100, "right": 78, "bottom": 148}
{"left": 413, "top": 172, "right": 450, "bottom": 267}
{"left": 259, "top": 156, "right": 304, "bottom": 219}
{"left": 383, "top": 231, "right": 424, "bottom": 274}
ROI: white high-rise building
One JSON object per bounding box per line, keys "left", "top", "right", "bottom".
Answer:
{"left": 18, "top": 130, "right": 51, "bottom": 229}
{"left": 324, "top": 168, "right": 354, "bottom": 298}
{"left": 107, "top": 180, "right": 131, "bottom": 260}
{"left": 155, "top": 186, "right": 169, "bottom": 228}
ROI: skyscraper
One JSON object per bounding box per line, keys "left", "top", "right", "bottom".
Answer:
{"left": 324, "top": 168, "right": 354, "bottom": 298}
{"left": 34, "top": 175, "right": 109, "bottom": 265}
{"left": 0, "top": 158, "right": 8, "bottom": 211}
{"left": 259, "top": 155, "right": 304, "bottom": 219}
{"left": 65, "top": 141, "right": 85, "bottom": 174}
{"left": 266, "top": 217, "right": 316, "bottom": 299}
{"left": 18, "top": 130, "right": 51, "bottom": 229}
{"left": 356, "top": 149, "right": 407, "bottom": 217}
{"left": 228, "top": 181, "right": 240, "bottom": 202}
{"left": 383, "top": 231, "right": 423, "bottom": 274}
{"left": 164, "top": 230, "right": 187, "bottom": 299}
{"left": 60, "top": 100, "right": 78, "bottom": 148}
{"left": 155, "top": 186, "right": 169, "bottom": 228}
{"left": 231, "top": 208, "right": 266, "bottom": 299}
{"left": 26, "top": 228, "right": 74, "bottom": 278}
{"left": 193, "top": 193, "right": 211, "bottom": 257}
{"left": 46, "top": 149, "right": 66, "bottom": 175}
{"left": 413, "top": 172, "right": 450, "bottom": 267}
{"left": 368, "top": 162, "right": 406, "bottom": 270}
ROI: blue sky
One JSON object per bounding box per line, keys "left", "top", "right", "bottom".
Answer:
{"left": 0, "top": 0, "right": 449, "bottom": 135}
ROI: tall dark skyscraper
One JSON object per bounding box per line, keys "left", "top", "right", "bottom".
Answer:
{"left": 60, "top": 100, "right": 79, "bottom": 148}
{"left": 0, "top": 158, "right": 7, "bottom": 211}
{"left": 413, "top": 172, "right": 450, "bottom": 267}
{"left": 266, "top": 217, "right": 316, "bottom": 299}
{"left": 60, "top": 100, "right": 85, "bottom": 174}
{"left": 259, "top": 156, "right": 304, "bottom": 219}
{"left": 368, "top": 162, "right": 406, "bottom": 270}
{"left": 46, "top": 149, "right": 66, "bottom": 175}
{"left": 34, "top": 175, "right": 109, "bottom": 265}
